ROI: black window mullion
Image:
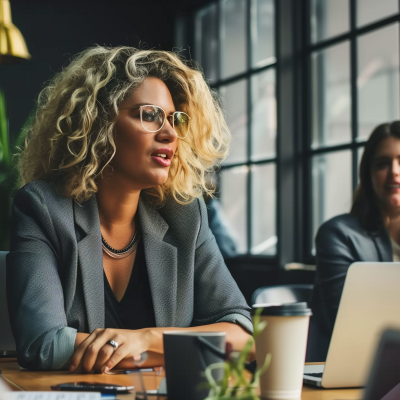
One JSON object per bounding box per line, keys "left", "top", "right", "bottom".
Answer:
{"left": 211, "top": 63, "right": 277, "bottom": 89}
{"left": 217, "top": 0, "right": 222, "bottom": 81}
{"left": 350, "top": 0, "right": 359, "bottom": 193}
{"left": 305, "top": 0, "right": 314, "bottom": 259}
{"left": 276, "top": 0, "right": 296, "bottom": 267}
{"left": 306, "top": 141, "right": 366, "bottom": 156}
{"left": 221, "top": 157, "right": 277, "bottom": 171}
{"left": 246, "top": 0, "right": 252, "bottom": 255}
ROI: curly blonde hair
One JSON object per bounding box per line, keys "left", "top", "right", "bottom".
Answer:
{"left": 19, "top": 46, "right": 230, "bottom": 204}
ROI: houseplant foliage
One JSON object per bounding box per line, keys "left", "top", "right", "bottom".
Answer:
{"left": 0, "top": 90, "right": 30, "bottom": 250}
{"left": 203, "top": 307, "right": 271, "bottom": 400}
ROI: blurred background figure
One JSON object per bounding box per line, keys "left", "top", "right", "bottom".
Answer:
{"left": 204, "top": 193, "right": 238, "bottom": 259}
{"left": 311, "top": 121, "right": 400, "bottom": 359}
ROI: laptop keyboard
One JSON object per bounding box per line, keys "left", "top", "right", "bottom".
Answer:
{"left": 304, "top": 372, "right": 323, "bottom": 378}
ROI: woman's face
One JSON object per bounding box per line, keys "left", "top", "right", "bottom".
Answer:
{"left": 371, "top": 136, "right": 400, "bottom": 213}
{"left": 110, "top": 77, "right": 179, "bottom": 190}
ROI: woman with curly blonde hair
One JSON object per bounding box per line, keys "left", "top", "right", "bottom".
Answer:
{"left": 7, "top": 46, "right": 253, "bottom": 372}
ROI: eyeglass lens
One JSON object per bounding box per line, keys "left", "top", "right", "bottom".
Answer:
{"left": 173, "top": 112, "right": 189, "bottom": 139}
{"left": 141, "top": 106, "right": 165, "bottom": 132}
{"left": 140, "top": 105, "right": 189, "bottom": 138}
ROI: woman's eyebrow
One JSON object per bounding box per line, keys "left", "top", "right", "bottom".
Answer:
{"left": 121, "top": 102, "right": 178, "bottom": 115}
{"left": 372, "top": 155, "right": 391, "bottom": 162}
{"left": 128, "top": 102, "right": 150, "bottom": 108}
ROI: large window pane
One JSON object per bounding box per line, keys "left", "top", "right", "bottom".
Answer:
{"left": 357, "top": 24, "right": 400, "bottom": 140}
{"left": 310, "top": 0, "right": 349, "bottom": 43}
{"left": 195, "top": 4, "right": 218, "bottom": 83}
{"left": 251, "top": 163, "right": 276, "bottom": 255}
{"left": 312, "top": 151, "right": 352, "bottom": 248}
{"left": 251, "top": 0, "right": 275, "bottom": 68}
{"left": 251, "top": 68, "right": 276, "bottom": 160}
{"left": 312, "top": 41, "right": 351, "bottom": 148}
{"left": 221, "top": 0, "right": 247, "bottom": 78}
{"left": 221, "top": 166, "right": 248, "bottom": 254}
{"left": 357, "top": 0, "right": 398, "bottom": 27}
{"left": 220, "top": 80, "right": 248, "bottom": 165}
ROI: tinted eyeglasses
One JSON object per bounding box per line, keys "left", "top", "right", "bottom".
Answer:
{"left": 123, "top": 104, "right": 190, "bottom": 139}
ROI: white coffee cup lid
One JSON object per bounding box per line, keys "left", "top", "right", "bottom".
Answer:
{"left": 252, "top": 302, "right": 312, "bottom": 316}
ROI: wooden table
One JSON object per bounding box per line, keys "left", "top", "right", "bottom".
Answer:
{"left": 0, "top": 359, "right": 363, "bottom": 400}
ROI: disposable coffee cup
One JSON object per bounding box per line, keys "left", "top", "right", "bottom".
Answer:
{"left": 253, "top": 302, "right": 312, "bottom": 400}
{"left": 163, "top": 331, "right": 226, "bottom": 400}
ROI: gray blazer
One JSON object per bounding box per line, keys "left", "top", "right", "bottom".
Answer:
{"left": 310, "top": 213, "right": 392, "bottom": 338}
{"left": 7, "top": 180, "right": 253, "bottom": 370}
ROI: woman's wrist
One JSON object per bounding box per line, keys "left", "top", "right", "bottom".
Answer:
{"left": 143, "top": 328, "right": 163, "bottom": 353}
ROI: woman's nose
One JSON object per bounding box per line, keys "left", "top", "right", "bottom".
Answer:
{"left": 157, "top": 119, "right": 178, "bottom": 143}
{"left": 391, "top": 160, "right": 400, "bottom": 176}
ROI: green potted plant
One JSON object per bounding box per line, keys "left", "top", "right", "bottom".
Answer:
{"left": 0, "top": 90, "right": 30, "bottom": 250}
{"left": 203, "top": 307, "right": 271, "bottom": 400}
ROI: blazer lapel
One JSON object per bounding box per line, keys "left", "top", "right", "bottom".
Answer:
{"left": 371, "top": 227, "right": 393, "bottom": 262}
{"left": 74, "top": 197, "right": 104, "bottom": 332}
{"left": 138, "top": 198, "right": 178, "bottom": 327}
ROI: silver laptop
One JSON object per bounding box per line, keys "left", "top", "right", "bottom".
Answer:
{"left": 0, "top": 251, "right": 16, "bottom": 356}
{"left": 303, "top": 262, "right": 400, "bottom": 388}
{"left": 363, "top": 328, "right": 400, "bottom": 400}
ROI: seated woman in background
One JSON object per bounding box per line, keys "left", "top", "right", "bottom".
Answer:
{"left": 311, "top": 121, "right": 400, "bottom": 342}
{"left": 6, "top": 46, "right": 253, "bottom": 372}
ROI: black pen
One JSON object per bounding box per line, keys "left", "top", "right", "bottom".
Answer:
{"left": 105, "top": 367, "right": 154, "bottom": 375}
{"left": 119, "top": 368, "right": 154, "bottom": 374}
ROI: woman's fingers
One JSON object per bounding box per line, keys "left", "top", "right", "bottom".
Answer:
{"left": 102, "top": 345, "right": 131, "bottom": 373}
{"left": 70, "top": 328, "right": 148, "bottom": 374}
{"left": 93, "top": 343, "right": 115, "bottom": 373}
{"left": 70, "top": 329, "right": 117, "bottom": 372}
{"left": 81, "top": 331, "right": 121, "bottom": 372}
{"left": 70, "top": 330, "right": 101, "bottom": 371}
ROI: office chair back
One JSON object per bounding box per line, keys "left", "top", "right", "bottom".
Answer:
{"left": 251, "top": 284, "right": 314, "bottom": 306}
{"left": 0, "top": 251, "right": 16, "bottom": 356}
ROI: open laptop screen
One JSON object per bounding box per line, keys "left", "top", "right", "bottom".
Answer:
{"left": 364, "top": 329, "right": 400, "bottom": 400}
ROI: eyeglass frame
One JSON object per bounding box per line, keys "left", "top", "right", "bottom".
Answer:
{"left": 119, "top": 104, "right": 190, "bottom": 139}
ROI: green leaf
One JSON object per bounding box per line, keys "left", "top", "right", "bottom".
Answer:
{"left": 0, "top": 89, "right": 10, "bottom": 168}
{"left": 253, "top": 353, "right": 271, "bottom": 381}
{"left": 202, "top": 307, "right": 269, "bottom": 399}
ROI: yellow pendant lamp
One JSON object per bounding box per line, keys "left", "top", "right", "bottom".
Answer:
{"left": 0, "top": 0, "right": 30, "bottom": 64}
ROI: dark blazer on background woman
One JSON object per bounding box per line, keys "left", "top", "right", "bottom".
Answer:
{"left": 6, "top": 180, "right": 253, "bottom": 371}
{"left": 310, "top": 213, "right": 392, "bottom": 338}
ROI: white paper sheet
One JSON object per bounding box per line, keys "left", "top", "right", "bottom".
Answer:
{"left": 0, "top": 392, "right": 101, "bottom": 400}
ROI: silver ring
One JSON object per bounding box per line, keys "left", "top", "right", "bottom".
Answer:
{"left": 107, "top": 339, "right": 118, "bottom": 352}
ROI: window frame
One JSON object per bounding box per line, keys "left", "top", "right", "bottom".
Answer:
{"left": 192, "top": 0, "right": 281, "bottom": 261}
{"left": 303, "top": 0, "right": 400, "bottom": 263}
{"left": 176, "top": 0, "right": 300, "bottom": 268}
{"left": 175, "top": 0, "right": 400, "bottom": 269}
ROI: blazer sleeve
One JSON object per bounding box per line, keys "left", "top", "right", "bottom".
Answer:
{"left": 311, "top": 217, "right": 357, "bottom": 336}
{"left": 7, "top": 184, "right": 77, "bottom": 370}
{"left": 191, "top": 197, "right": 253, "bottom": 334}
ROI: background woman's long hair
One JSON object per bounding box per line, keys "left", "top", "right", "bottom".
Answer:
{"left": 351, "top": 121, "right": 400, "bottom": 232}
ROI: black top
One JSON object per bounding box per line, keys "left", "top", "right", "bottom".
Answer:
{"left": 104, "top": 240, "right": 156, "bottom": 330}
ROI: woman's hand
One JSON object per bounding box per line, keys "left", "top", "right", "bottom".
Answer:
{"left": 69, "top": 328, "right": 150, "bottom": 373}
